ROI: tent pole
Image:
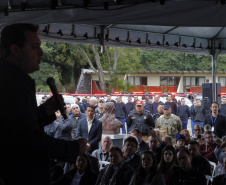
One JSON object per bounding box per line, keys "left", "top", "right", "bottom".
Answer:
{"left": 211, "top": 39, "right": 216, "bottom": 102}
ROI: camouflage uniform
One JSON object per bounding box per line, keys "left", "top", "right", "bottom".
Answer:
{"left": 155, "top": 114, "right": 182, "bottom": 141}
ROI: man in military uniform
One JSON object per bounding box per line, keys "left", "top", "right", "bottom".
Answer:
{"left": 155, "top": 105, "right": 182, "bottom": 142}
{"left": 127, "top": 100, "right": 155, "bottom": 134}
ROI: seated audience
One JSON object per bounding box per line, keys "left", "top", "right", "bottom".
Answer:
{"left": 174, "top": 134, "right": 186, "bottom": 153}
{"left": 158, "top": 145, "right": 181, "bottom": 185}
{"left": 96, "top": 146, "right": 135, "bottom": 185}
{"left": 200, "top": 130, "right": 218, "bottom": 163}
{"left": 135, "top": 151, "right": 165, "bottom": 185}
{"left": 130, "top": 128, "right": 149, "bottom": 154}
{"left": 188, "top": 141, "right": 211, "bottom": 176}
{"left": 169, "top": 147, "right": 206, "bottom": 185}
{"left": 92, "top": 136, "right": 112, "bottom": 162}
{"left": 52, "top": 154, "right": 97, "bottom": 185}
{"left": 180, "top": 129, "right": 191, "bottom": 145}
{"left": 123, "top": 136, "right": 141, "bottom": 171}
{"left": 162, "top": 135, "right": 173, "bottom": 146}
{"left": 214, "top": 137, "right": 226, "bottom": 174}
{"left": 212, "top": 156, "right": 226, "bottom": 185}
{"left": 191, "top": 124, "right": 204, "bottom": 144}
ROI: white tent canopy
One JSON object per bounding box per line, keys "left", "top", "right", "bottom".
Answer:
{"left": 0, "top": 0, "right": 225, "bottom": 99}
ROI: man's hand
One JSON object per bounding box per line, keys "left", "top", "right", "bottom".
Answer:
{"left": 86, "top": 143, "right": 91, "bottom": 151}
{"left": 41, "top": 95, "right": 65, "bottom": 116}
{"left": 78, "top": 138, "right": 88, "bottom": 155}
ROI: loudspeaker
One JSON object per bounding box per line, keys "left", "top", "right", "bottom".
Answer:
{"left": 202, "top": 83, "right": 221, "bottom": 113}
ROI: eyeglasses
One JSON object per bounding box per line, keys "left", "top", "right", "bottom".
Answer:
{"left": 205, "top": 136, "right": 214, "bottom": 139}
{"left": 194, "top": 129, "right": 201, "bottom": 131}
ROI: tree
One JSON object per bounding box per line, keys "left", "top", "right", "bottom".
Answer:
{"left": 78, "top": 45, "right": 122, "bottom": 93}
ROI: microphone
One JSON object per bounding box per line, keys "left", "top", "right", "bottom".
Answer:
{"left": 46, "top": 77, "right": 67, "bottom": 119}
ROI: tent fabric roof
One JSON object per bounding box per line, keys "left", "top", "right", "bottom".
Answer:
{"left": 83, "top": 69, "right": 226, "bottom": 74}
{"left": 1, "top": 0, "right": 226, "bottom": 55}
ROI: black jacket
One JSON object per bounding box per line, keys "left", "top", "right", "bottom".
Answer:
{"left": 124, "top": 153, "right": 141, "bottom": 172}
{"left": 127, "top": 110, "right": 155, "bottom": 132}
{"left": 52, "top": 168, "right": 97, "bottom": 185}
{"left": 212, "top": 174, "right": 225, "bottom": 185}
{"left": 204, "top": 113, "right": 226, "bottom": 138}
{"left": 191, "top": 155, "right": 212, "bottom": 176}
{"left": 96, "top": 162, "right": 135, "bottom": 185}
{"left": 138, "top": 139, "right": 149, "bottom": 153}
{"left": 115, "top": 102, "right": 126, "bottom": 119}
{"left": 192, "top": 106, "right": 206, "bottom": 122}
{"left": 0, "top": 61, "right": 80, "bottom": 185}
{"left": 169, "top": 167, "right": 206, "bottom": 185}
{"left": 177, "top": 105, "right": 191, "bottom": 121}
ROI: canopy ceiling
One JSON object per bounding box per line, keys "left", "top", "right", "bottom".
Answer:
{"left": 1, "top": 0, "right": 226, "bottom": 55}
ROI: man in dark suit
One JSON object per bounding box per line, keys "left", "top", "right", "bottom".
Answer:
{"left": 204, "top": 102, "right": 226, "bottom": 138}
{"left": 130, "top": 128, "right": 149, "bottom": 154}
{"left": 0, "top": 23, "right": 87, "bottom": 185}
{"left": 77, "top": 105, "right": 102, "bottom": 153}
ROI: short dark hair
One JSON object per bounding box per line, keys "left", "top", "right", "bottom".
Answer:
{"left": 204, "top": 130, "right": 214, "bottom": 137}
{"left": 131, "top": 128, "right": 142, "bottom": 136}
{"left": 178, "top": 147, "right": 191, "bottom": 156}
{"left": 211, "top": 101, "right": 219, "bottom": 107}
{"left": 109, "top": 146, "right": 123, "bottom": 157}
{"left": 1, "top": 23, "right": 39, "bottom": 58}
{"left": 188, "top": 141, "right": 200, "bottom": 148}
{"left": 123, "top": 136, "right": 138, "bottom": 148}
{"left": 158, "top": 102, "right": 164, "bottom": 107}
{"left": 86, "top": 105, "right": 95, "bottom": 111}
{"left": 77, "top": 97, "right": 80, "bottom": 101}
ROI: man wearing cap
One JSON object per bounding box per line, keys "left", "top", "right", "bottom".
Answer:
{"left": 127, "top": 100, "right": 155, "bottom": 134}
{"left": 95, "top": 98, "right": 105, "bottom": 120}
{"left": 174, "top": 134, "right": 186, "bottom": 153}
{"left": 155, "top": 105, "right": 182, "bottom": 142}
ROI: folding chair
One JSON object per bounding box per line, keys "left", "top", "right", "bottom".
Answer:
{"left": 99, "top": 161, "right": 110, "bottom": 170}
{"left": 209, "top": 161, "right": 216, "bottom": 177}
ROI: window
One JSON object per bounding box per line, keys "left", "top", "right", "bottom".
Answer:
{"left": 127, "top": 76, "right": 147, "bottom": 85}
{"left": 160, "top": 76, "right": 180, "bottom": 86}
{"left": 219, "top": 77, "right": 226, "bottom": 86}
{"left": 184, "top": 77, "right": 205, "bottom": 86}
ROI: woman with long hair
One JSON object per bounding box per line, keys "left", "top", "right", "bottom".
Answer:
{"left": 158, "top": 145, "right": 181, "bottom": 185}
{"left": 52, "top": 154, "right": 97, "bottom": 185}
{"left": 135, "top": 150, "right": 165, "bottom": 185}
{"left": 180, "top": 129, "right": 191, "bottom": 145}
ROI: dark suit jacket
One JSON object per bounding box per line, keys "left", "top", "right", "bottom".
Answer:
{"left": 212, "top": 174, "right": 226, "bottom": 185}
{"left": 204, "top": 113, "right": 226, "bottom": 138}
{"left": 139, "top": 139, "right": 149, "bottom": 153}
{"left": 52, "top": 168, "right": 97, "bottom": 185}
{"left": 76, "top": 117, "right": 102, "bottom": 153}
{"left": 0, "top": 60, "right": 80, "bottom": 185}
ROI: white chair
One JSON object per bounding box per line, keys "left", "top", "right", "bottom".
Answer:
{"left": 209, "top": 161, "right": 217, "bottom": 177}
{"left": 99, "top": 161, "right": 110, "bottom": 170}
{"left": 214, "top": 163, "right": 223, "bottom": 176}
{"left": 205, "top": 175, "right": 212, "bottom": 185}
